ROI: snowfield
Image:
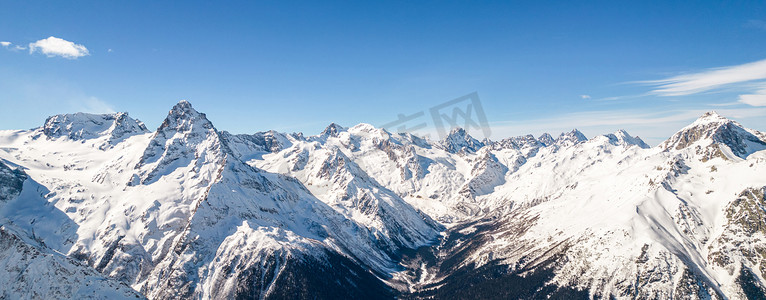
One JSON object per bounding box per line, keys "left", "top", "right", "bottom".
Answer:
{"left": 0, "top": 103, "right": 764, "bottom": 299}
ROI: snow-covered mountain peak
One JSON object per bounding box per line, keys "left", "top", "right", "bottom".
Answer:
{"left": 350, "top": 122, "right": 382, "bottom": 132}
{"left": 537, "top": 132, "right": 555, "bottom": 146}
{"left": 600, "top": 129, "right": 650, "bottom": 148}
{"left": 42, "top": 112, "right": 148, "bottom": 146}
{"left": 134, "top": 100, "right": 228, "bottom": 184}
{"left": 171, "top": 99, "right": 193, "bottom": 112}
{"left": 157, "top": 100, "right": 214, "bottom": 133}
{"left": 220, "top": 130, "right": 293, "bottom": 161}
{"left": 440, "top": 127, "right": 484, "bottom": 153}
{"left": 661, "top": 111, "right": 766, "bottom": 159}
{"left": 320, "top": 122, "right": 347, "bottom": 138}
{"left": 555, "top": 128, "right": 588, "bottom": 146}
{"left": 6, "top": 102, "right": 766, "bottom": 298}
{"left": 490, "top": 134, "right": 542, "bottom": 153}
{"left": 347, "top": 123, "right": 392, "bottom": 141}
{"left": 693, "top": 111, "right": 727, "bottom": 125}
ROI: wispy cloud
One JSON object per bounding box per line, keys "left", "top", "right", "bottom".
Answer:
{"left": 640, "top": 57, "right": 766, "bottom": 107}
{"left": 644, "top": 58, "right": 766, "bottom": 96}
{"left": 738, "top": 85, "right": 766, "bottom": 106}
{"left": 28, "top": 36, "right": 89, "bottom": 59}
{"left": 580, "top": 94, "right": 591, "bottom": 100}
{"left": 0, "top": 41, "right": 10, "bottom": 48}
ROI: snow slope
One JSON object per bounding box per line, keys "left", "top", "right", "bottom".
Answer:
{"left": 0, "top": 104, "right": 765, "bottom": 299}
{"left": 0, "top": 161, "right": 144, "bottom": 299}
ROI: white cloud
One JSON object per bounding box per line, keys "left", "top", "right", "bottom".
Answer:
{"left": 580, "top": 94, "right": 591, "bottom": 100}
{"left": 13, "top": 45, "right": 26, "bottom": 51}
{"left": 645, "top": 58, "right": 766, "bottom": 96}
{"left": 738, "top": 86, "right": 766, "bottom": 106}
{"left": 28, "top": 36, "right": 89, "bottom": 59}
{"left": 739, "top": 94, "right": 766, "bottom": 106}
{"left": 0, "top": 41, "right": 10, "bottom": 47}
{"left": 641, "top": 58, "right": 766, "bottom": 107}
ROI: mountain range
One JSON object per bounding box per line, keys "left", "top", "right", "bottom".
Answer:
{"left": 1, "top": 101, "right": 765, "bottom": 299}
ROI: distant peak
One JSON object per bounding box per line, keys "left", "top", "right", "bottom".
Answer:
{"left": 537, "top": 133, "right": 555, "bottom": 146}
{"left": 701, "top": 111, "right": 721, "bottom": 118}
{"left": 42, "top": 112, "right": 148, "bottom": 143}
{"left": 561, "top": 129, "right": 587, "bottom": 140}
{"left": 444, "top": 127, "right": 474, "bottom": 142}
{"left": 441, "top": 127, "right": 483, "bottom": 153}
{"left": 614, "top": 129, "right": 630, "bottom": 137}
{"left": 350, "top": 123, "right": 376, "bottom": 131}
{"left": 603, "top": 129, "right": 650, "bottom": 149}
{"left": 553, "top": 129, "right": 588, "bottom": 146}
{"left": 693, "top": 111, "right": 729, "bottom": 125}
{"left": 448, "top": 127, "right": 467, "bottom": 136}
{"left": 662, "top": 111, "right": 766, "bottom": 157}
{"left": 321, "top": 123, "right": 346, "bottom": 137}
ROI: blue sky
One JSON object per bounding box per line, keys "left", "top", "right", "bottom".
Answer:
{"left": 2, "top": 1, "right": 766, "bottom": 145}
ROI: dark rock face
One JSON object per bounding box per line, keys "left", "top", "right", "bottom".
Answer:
{"left": 0, "top": 162, "right": 26, "bottom": 203}
{"left": 708, "top": 187, "right": 766, "bottom": 284}
{"left": 232, "top": 250, "right": 394, "bottom": 300}
{"left": 320, "top": 123, "right": 346, "bottom": 138}
{"left": 736, "top": 265, "right": 766, "bottom": 300}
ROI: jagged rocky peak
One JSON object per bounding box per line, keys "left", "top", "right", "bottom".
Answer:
{"left": 220, "top": 129, "right": 292, "bottom": 157}
{"left": 157, "top": 100, "right": 214, "bottom": 132}
{"left": 555, "top": 128, "right": 588, "bottom": 146}
{"left": 537, "top": 133, "right": 555, "bottom": 146}
{"left": 601, "top": 129, "right": 650, "bottom": 148}
{"left": 320, "top": 122, "right": 347, "bottom": 138}
{"left": 513, "top": 134, "right": 541, "bottom": 148}
{"left": 257, "top": 130, "right": 292, "bottom": 152}
{"left": 42, "top": 112, "right": 148, "bottom": 141}
{"left": 661, "top": 111, "right": 766, "bottom": 158}
{"left": 441, "top": 127, "right": 484, "bottom": 153}
{"left": 135, "top": 100, "right": 228, "bottom": 183}
{"left": 491, "top": 134, "right": 542, "bottom": 151}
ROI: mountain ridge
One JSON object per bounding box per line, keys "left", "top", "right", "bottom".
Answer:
{"left": 1, "top": 103, "right": 765, "bottom": 299}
